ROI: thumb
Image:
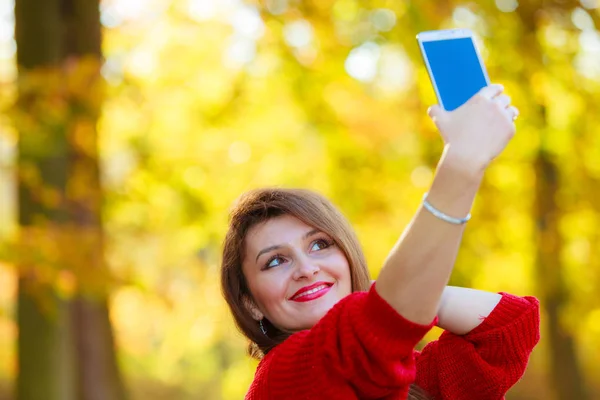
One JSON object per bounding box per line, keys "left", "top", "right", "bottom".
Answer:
{"left": 427, "top": 104, "right": 445, "bottom": 121}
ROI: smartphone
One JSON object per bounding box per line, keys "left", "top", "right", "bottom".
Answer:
{"left": 417, "top": 29, "right": 490, "bottom": 111}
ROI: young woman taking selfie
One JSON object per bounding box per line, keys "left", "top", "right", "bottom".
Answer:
{"left": 221, "top": 84, "right": 540, "bottom": 399}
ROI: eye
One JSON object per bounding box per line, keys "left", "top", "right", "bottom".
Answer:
{"left": 310, "top": 238, "right": 333, "bottom": 252}
{"left": 264, "top": 255, "right": 286, "bottom": 270}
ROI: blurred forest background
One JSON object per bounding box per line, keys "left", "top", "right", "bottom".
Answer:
{"left": 0, "top": 0, "right": 599, "bottom": 399}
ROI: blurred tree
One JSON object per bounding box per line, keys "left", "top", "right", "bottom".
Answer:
{"left": 516, "top": 2, "right": 594, "bottom": 399}
{"left": 13, "top": 1, "right": 125, "bottom": 399}
{"left": 43, "top": 1, "right": 597, "bottom": 399}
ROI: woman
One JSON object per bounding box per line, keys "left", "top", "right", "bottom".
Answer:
{"left": 221, "top": 84, "right": 540, "bottom": 399}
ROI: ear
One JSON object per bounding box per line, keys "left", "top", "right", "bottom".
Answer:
{"left": 243, "top": 296, "right": 264, "bottom": 321}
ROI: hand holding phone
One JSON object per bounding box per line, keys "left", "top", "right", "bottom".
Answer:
{"left": 417, "top": 29, "right": 519, "bottom": 172}
{"left": 429, "top": 84, "right": 517, "bottom": 172}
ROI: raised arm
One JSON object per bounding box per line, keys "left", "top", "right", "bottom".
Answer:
{"left": 376, "top": 84, "right": 518, "bottom": 324}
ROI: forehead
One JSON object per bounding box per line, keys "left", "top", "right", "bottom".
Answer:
{"left": 245, "top": 215, "right": 314, "bottom": 250}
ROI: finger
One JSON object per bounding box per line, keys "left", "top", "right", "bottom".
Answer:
{"left": 507, "top": 106, "right": 519, "bottom": 122}
{"left": 427, "top": 104, "right": 444, "bottom": 121}
{"left": 494, "top": 94, "right": 511, "bottom": 109}
{"left": 478, "top": 84, "right": 504, "bottom": 100}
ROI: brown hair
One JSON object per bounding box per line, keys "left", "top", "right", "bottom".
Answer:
{"left": 221, "top": 188, "right": 432, "bottom": 399}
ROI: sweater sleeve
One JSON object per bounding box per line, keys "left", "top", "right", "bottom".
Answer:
{"left": 246, "top": 283, "right": 436, "bottom": 400}
{"left": 414, "top": 293, "right": 540, "bottom": 400}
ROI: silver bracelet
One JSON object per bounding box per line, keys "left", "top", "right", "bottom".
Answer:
{"left": 422, "top": 193, "right": 471, "bottom": 225}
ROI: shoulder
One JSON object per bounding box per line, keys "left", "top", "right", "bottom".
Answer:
{"left": 246, "top": 292, "right": 367, "bottom": 397}
{"left": 246, "top": 286, "right": 438, "bottom": 399}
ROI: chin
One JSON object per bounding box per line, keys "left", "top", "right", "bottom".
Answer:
{"left": 303, "top": 302, "right": 338, "bottom": 329}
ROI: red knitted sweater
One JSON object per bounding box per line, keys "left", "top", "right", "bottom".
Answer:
{"left": 246, "top": 284, "right": 540, "bottom": 399}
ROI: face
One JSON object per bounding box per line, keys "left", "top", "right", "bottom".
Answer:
{"left": 242, "top": 215, "right": 352, "bottom": 332}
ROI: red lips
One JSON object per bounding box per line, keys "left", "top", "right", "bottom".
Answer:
{"left": 289, "top": 281, "right": 333, "bottom": 302}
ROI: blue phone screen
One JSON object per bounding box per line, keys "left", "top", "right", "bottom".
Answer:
{"left": 422, "top": 37, "right": 488, "bottom": 111}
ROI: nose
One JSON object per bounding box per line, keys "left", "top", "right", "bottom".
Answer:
{"left": 292, "top": 256, "right": 320, "bottom": 280}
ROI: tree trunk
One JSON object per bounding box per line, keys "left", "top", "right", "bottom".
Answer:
{"left": 16, "top": 284, "right": 75, "bottom": 400}
{"left": 533, "top": 149, "right": 589, "bottom": 400}
{"left": 517, "top": 3, "right": 590, "bottom": 399}
{"left": 14, "top": 1, "right": 126, "bottom": 399}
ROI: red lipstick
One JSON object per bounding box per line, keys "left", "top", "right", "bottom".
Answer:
{"left": 289, "top": 282, "right": 333, "bottom": 302}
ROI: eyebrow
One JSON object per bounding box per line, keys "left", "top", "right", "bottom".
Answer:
{"left": 255, "top": 228, "right": 321, "bottom": 263}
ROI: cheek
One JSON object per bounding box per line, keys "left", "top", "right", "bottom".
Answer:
{"left": 341, "top": 269, "right": 353, "bottom": 293}
{"left": 332, "top": 253, "right": 351, "bottom": 276}
{"left": 248, "top": 271, "right": 290, "bottom": 310}
{"left": 333, "top": 254, "right": 353, "bottom": 293}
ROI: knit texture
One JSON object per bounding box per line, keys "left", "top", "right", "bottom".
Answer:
{"left": 245, "top": 285, "right": 540, "bottom": 400}
{"left": 415, "top": 293, "right": 540, "bottom": 400}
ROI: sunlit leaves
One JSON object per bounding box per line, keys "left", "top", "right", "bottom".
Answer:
{"left": 95, "top": 1, "right": 600, "bottom": 398}
{"left": 1, "top": 0, "right": 600, "bottom": 398}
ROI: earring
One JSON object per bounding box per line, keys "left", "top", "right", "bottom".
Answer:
{"left": 259, "top": 319, "right": 267, "bottom": 335}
